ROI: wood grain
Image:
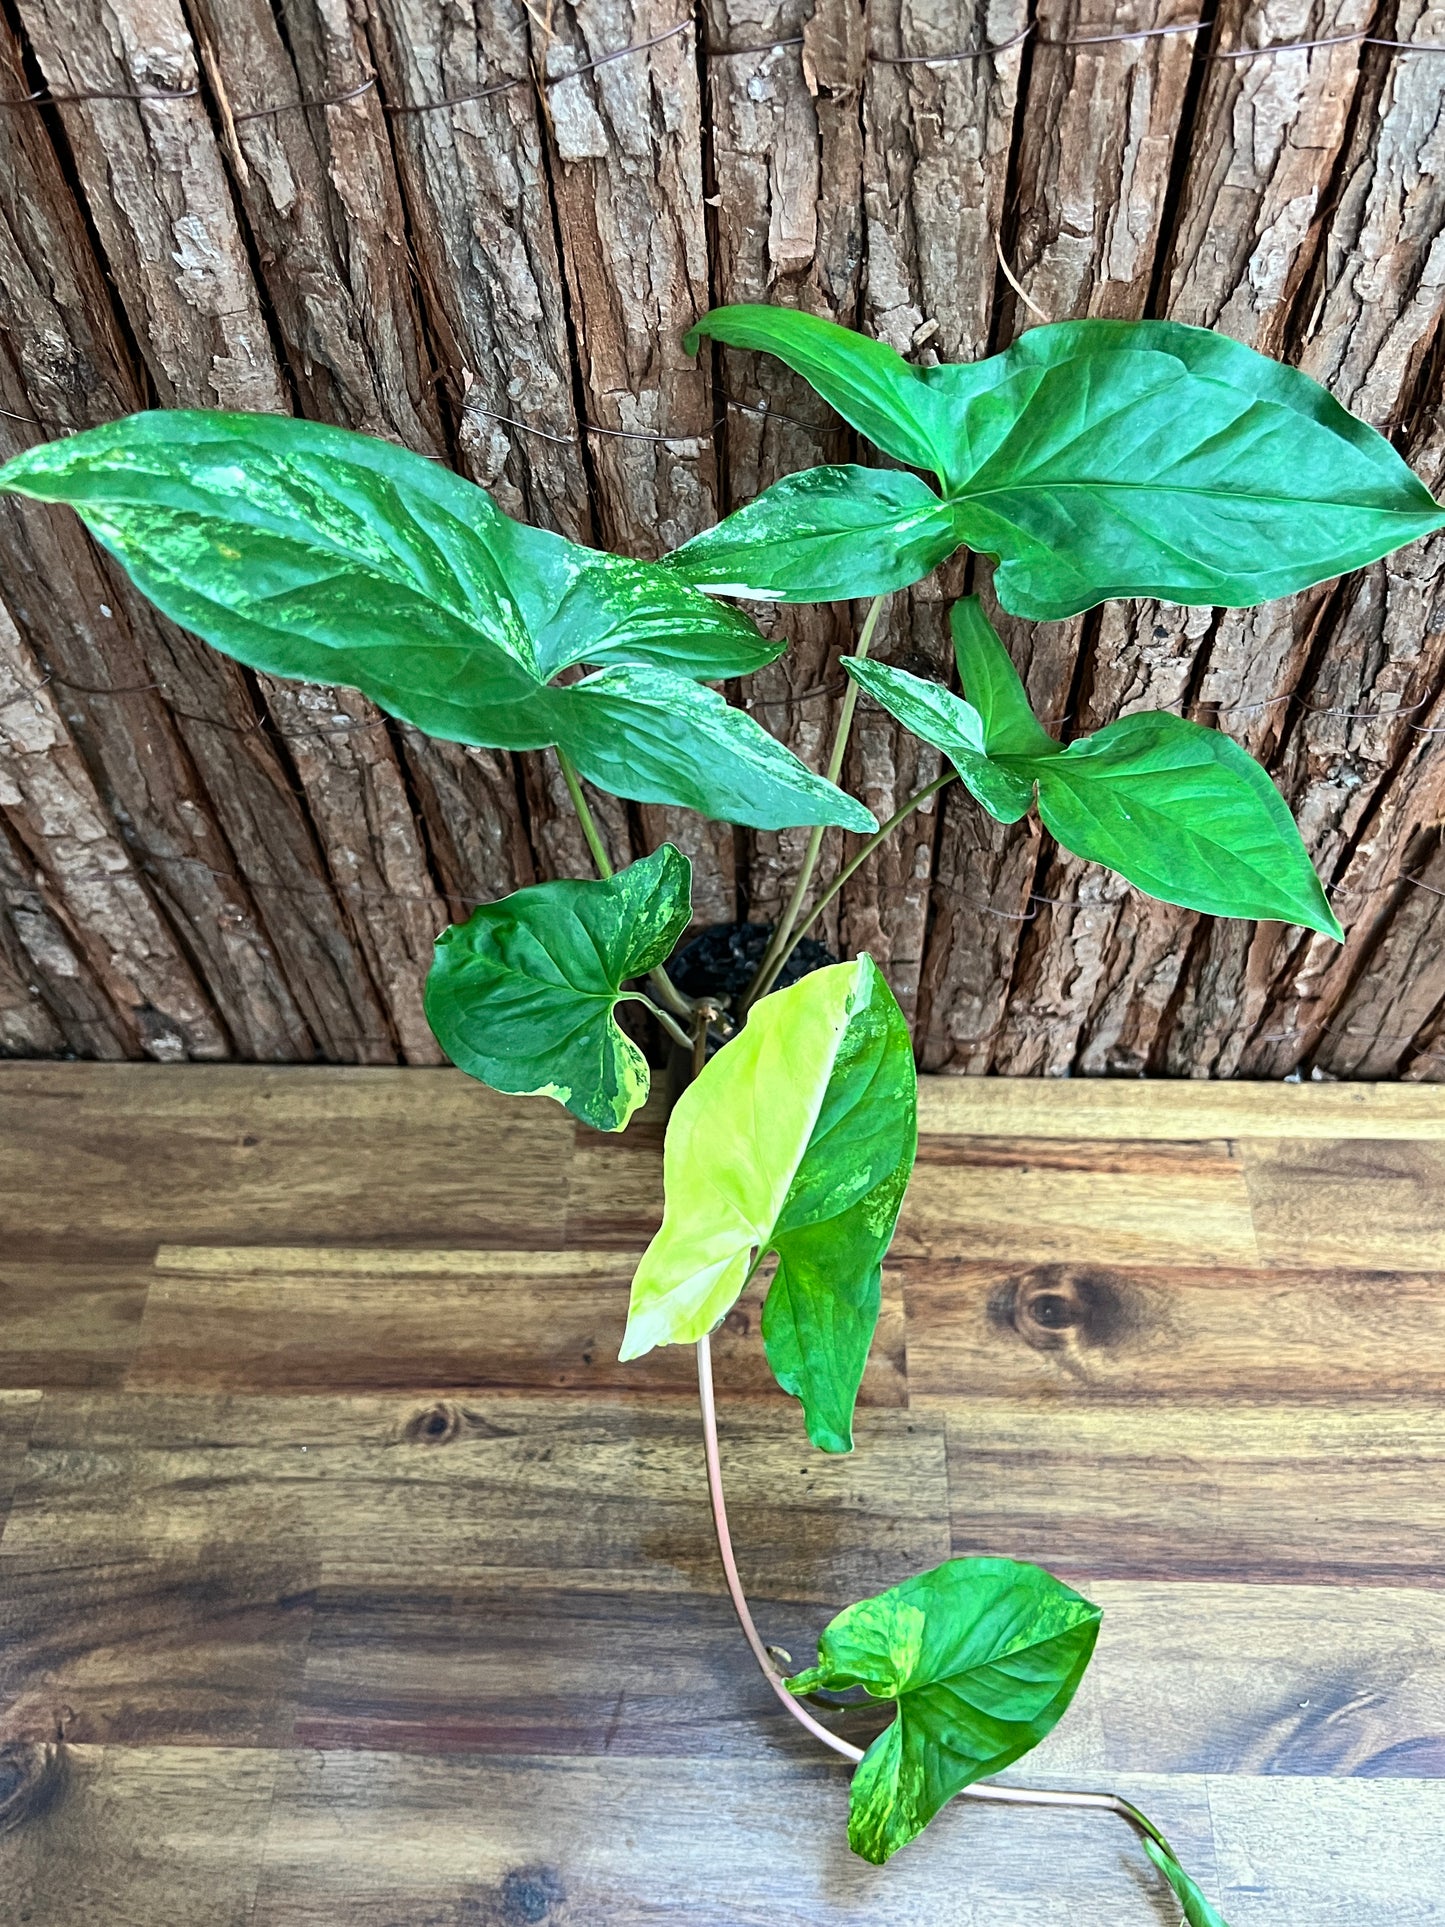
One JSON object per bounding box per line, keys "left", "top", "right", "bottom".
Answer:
{"left": 249, "top": 1751, "right": 1221, "bottom": 1926}
{"left": 0, "top": 1063, "right": 575, "bottom": 1254}
{"left": 131, "top": 1244, "right": 907, "bottom": 1407}
{"left": 0, "top": 1742, "right": 278, "bottom": 1927}
{"left": 930, "top": 1393, "right": 1445, "bottom": 1585}
{"left": 900, "top": 1136, "right": 1262, "bottom": 1267}
{"left": 1243, "top": 1136, "right": 1445, "bottom": 1268}
{"left": 903, "top": 1257, "right": 1445, "bottom": 1397}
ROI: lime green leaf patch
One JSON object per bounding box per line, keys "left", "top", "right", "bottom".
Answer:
{"left": 0, "top": 412, "right": 875, "bottom": 835}
{"left": 1144, "top": 1839, "right": 1235, "bottom": 1927}
{"left": 845, "top": 597, "right": 1341, "bottom": 937}
{"left": 425, "top": 845, "right": 691, "bottom": 1132}
{"left": 788, "top": 1557, "right": 1102, "bottom": 1864}
{"left": 620, "top": 957, "right": 916, "bottom": 1452}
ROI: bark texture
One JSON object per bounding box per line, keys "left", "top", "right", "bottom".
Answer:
{"left": 0, "top": 0, "right": 1441, "bottom": 1077}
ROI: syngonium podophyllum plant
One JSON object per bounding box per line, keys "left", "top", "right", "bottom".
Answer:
{"left": 6, "top": 307, "right": 1441, "bottom": 1910}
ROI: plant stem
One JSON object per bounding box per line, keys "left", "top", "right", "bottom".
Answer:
{"left": 695, "top": 1328, "right": 1188, "bottom": 1860}
{"left": 741, "top": 593, "right": 887, "bottom": 1014}
{"left": 556, "top": 747, "right": 613, "bottom": 878}
{"left": 634, "top": 994, "right": 692, "bottom": 1052}
{"left": 555, "top": 746, "right": 695, "bottom": 1017}
{"left": 752, "top": 769, "right": 958, "bottom": 1004}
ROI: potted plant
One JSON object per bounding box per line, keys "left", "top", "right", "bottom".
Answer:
{"left": 5, "top": 307, "right": 1439, "bottom": 1918}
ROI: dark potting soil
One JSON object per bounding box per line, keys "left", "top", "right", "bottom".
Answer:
{"left": 667, "top": 921, "right": 837, "bottom": 1002}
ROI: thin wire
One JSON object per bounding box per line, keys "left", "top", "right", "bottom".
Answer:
{"left": 231, "top": 76, "right": 376, "bottom": 122}
{"left": 871, "top": 23, "right": 1034, "bottom": 64}
{"left": 12, "top": 15, "right": 1445, "bottom": 120}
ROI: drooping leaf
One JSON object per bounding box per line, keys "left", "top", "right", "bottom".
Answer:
{"left": 683, "top": 308, "right": 1445, "bottom": 614}
{"left": 846, "top": 598, "right": 1342, "bottom": 937}
{"left": 0, "top": 412, "right": 876, "bottom": 834}
{"left": 685, "top": 306, "right": 952, "bottom": 476}
{"left": 842, "top": 655, "right": 1033, "bottom": 825}
{"left": 620, "top": 957, "right": 916, "bottom": 1452}
{"left": 666, "top": 466, "right": 963, "bottom": 604}
{"left": 424, "top": 845, "right": 691, "bottom": 1132}
{"left": 1144, "top": 1838, "right": 1234, "bottom": 1927}
{"left": 547, "top": 668, "right": 877, "bottom": 835}
{"left": 787, "top": 1557, "right": 1101, "bottom": 1864}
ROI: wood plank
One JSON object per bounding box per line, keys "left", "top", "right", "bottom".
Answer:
{"left": 0, "top": 1742, "right": 276, "bottom": 1927}
{"left": 11, "top": 1391, "right": 943, "bottom": 1602}
{"left": 903, "top": 1258, "right": 1445, "bottom": 1398}
{"left": 1207, "top": 1776, "right": 1445, "bottom": 1924}
{"left": 132, "top": 1246, "right": 906, "bottom": 1408}
{"left": 925, "top": 1395, "right": 1445, "bottom": 1586}
{"left": 250, "top": 1750, "right": 1220, "bottom": 1925}
{"left": 0, "top": 1259, "right": 152, "bottom": 1389}
{"left": 915, "top": 1076, "right": 1445, "bottom": 1139}
{"left": 294, "top": 1576, "right": 1445, "bottom": 1780}
{"left": 900, "top": 1137, "right": 1262, "bottom": 1268}
{"left": 0, "top": 1064, "right": 574, "bottom": 1254}
{"left": 1243, "top": 1139, "right": 1445, "bottom": 1269}
{"left": 1061, "top": 1582, "right": 1445, "bottom": 1781}
{"left": 0, "top": 1389, "right": 40, "bottom": 1546}
{"left": 293, "top": 1582, "right": 892, "bottom": 1760}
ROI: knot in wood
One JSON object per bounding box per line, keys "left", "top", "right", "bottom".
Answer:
{"left": 0, "top": 1742, "right": 67, "bottom": 1838}
{"left": 996, "top": 1266, "right": 1129, "bottom": 1353}
{"left": 405, "top": 1398, "right": 463, "bottom": 1445}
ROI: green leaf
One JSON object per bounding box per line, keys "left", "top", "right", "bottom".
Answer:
{"left": 620, "top": 956, "right": 916, "bottom": 1452}
{"left": 666, "top": 467, "right": 962, "bottom": 604}
{"left": 492, "top": 515, "right": 782, "bottom": 680}
{"left": 948, "top": 596, "right": 1060, "bottom": 759}
{"left": 685, "top": 308, "right": 1445, "bottom": 614}
{"left": 787, "top": 1557, "right": 1101, "bottom": 1864}
{"left": 685, "top": 305, "right": 951, "bottom": 477}
{"left": 423, "top": 845, "right": 691, "bottom": 1133}
{"left": 0, "top": 412, "right": 876, "bottom": 834}
{"left": 842, "top": 656, "right": 1033, "bottom": 825}
{"left": 849, "top": 598, "right": 1341, "bottom": 936}
{"left": 1033, "top": 712, "right": 1341, "bottom": 935}
{"left": 1144, "top": 1838, "right": 1234, "bottom": 1927}
{"left": 549, "top": 667, "right": 877, "bottom": 834}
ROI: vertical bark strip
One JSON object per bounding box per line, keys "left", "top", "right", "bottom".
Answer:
{"left": 0, "top": 593, "right": 224, "bottom": 1058}
{"left": 919, "top": 0, "right": 1188, "bottom": 1070}
{"left": 852, "top": 1, "right": 1025, "bottom": 1023}
{"left": 703, "top": 0, "right": 864, "bottom": 932}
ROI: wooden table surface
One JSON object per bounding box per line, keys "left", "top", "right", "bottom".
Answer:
{"left": 1, "top": 1064, "right": 1442, "bottom": 1924}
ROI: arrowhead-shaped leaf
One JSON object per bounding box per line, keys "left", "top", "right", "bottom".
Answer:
{"left": 787, "top": 1557, "right": 1101, "bottom": 1864}
{"left": 845, "top": 598, "right": 1341, "bottom": 936}
{"left": 1144, "top": 1839, "right": 1235, "bottom": 1927}
{"left": 685, "top": 306, "right": 953, "bottom": 477}
{"left": 684, "top": 308, "right": 1445, "bottom": 613}
{"left": 620, "top": 956, "right": 916, "bottom": 1452}
{"left": 948, "top": 596, "right": 1061, "bottom": 759}
{"left": 0, "top": 412, "right": 873, "bottom": 832}
{"left": 424, "top": 844, "right": 692, "bottom": 1131}
{"left": 666, "top": 466, "right": 962, "bottom": 603}
{"left": 1032, "top": 711, "right": 1341, "bottom": 935}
